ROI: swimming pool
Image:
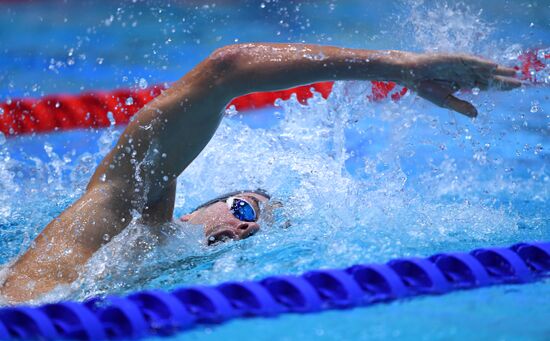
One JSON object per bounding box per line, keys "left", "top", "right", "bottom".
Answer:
{"left": 1, "top": 0, "right": 549, "bottom": 340}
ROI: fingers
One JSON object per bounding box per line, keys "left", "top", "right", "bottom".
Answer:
{"left": 416, "top": 80, "right": 478, "bottom": 118}
{"left": 457, "top": 54, "right": 497, "bottom": 71}
{"left": 412, "top": 54, "right": 522, "bottom": 118}
{"left": 458, "top": 55, "right": 519, "bottom": 86}
{"left": 415, "top": 80, "right": 454, "bottom": 107}
{"left": 463, "top": 68, "right": 520, "bottom": 90}
{"left": 490, "top": 75, "right": 522, "bottom": 90}
{"left": 494, "top": 66, "right": 517, "bottom": 77}
{"left": 460, "top": 55, "right": 515, "bottom": 75}
{"left": 443, "top": 95, "right": 478, "bottom": 118}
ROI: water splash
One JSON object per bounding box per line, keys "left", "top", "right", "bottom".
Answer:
{"left": 1, "top": 1, "right": 548, "bottom": 304}
{"left": 30, "top": 79, "right": 542, "bottom": 303}
{"left": 400, "top": 0, "right": 492, "bottom": 53}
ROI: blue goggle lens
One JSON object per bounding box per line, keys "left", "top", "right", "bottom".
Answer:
{"left": 229, "top": 198, "right": 257, "bottom": 222}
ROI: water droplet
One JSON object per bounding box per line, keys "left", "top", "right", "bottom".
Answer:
{"left": 97, "top": 57, "right": 104, "bottom": 65}
{"left": 125, "top": 97, "right": 134, "bottom": 105}
{"left": 530, "top": 101, "right": 539, "bottom": 113}
{"left": 55, "top": 101, "right": 60, "bottom": 108}
{"left": 138, "top": 78, "right": 148, "bottom": 89}
{"left": 260, "top": 2, "right": 266, "bottom": 8}
{"left": 472, "top": 87, "right": 480, "bottom": 95}
{"left": 44, "top": 143, "right": 53, "bottom": 154}
{"left": 103, "top": 234, "right": 110, "bottom": 241}
{"left": 161, "top": 153, "right": 167, "bottom": 158}
{"left": 163, "top": 176, "right": 169, "bottom": 181}
{"left": 100, "top": 173, "right": 107, "bottom": 182}
{"left": 534, "top": 144, "right": 543, "bottom": 155}
{"left": 107, "top": 111, "right": 116, "bottom": 125}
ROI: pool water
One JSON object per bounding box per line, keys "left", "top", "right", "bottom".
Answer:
{"left": 0, "top": 0, "right": 549, "bottom": 340}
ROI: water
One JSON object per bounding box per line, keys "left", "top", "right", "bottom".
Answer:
{"left": 0, "top": 0, "right": 549, "bottom": 340}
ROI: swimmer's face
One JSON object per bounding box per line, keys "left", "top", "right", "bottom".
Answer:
{"left": 180, "top": 192, "right": 269, "bottom": 245}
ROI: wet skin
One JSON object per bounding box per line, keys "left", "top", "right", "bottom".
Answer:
{"left": 180, "top": 192, "right": 269, "bottom": 245}
{"left": 0, "top": 43, "right": 520, "bottom": 302}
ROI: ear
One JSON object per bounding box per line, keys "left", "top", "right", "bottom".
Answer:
{"left": 180, "top": 214, "right": 192, "bottom": 222}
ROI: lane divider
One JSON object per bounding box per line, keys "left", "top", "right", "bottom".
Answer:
{"left": 0, "top": 241, "right": 548, "bottom": 340}
{"left": 1, "top": 48, "right": 547, "bottom": 137}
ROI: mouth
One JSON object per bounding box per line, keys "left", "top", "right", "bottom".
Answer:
{"left": 205, "top": 224, "right": 259, "bottom": 246}
{"left": 206, "top": 226, "right": 238, "bottom": 246}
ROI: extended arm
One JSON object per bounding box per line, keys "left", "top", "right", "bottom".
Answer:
{"left": 90, "top": 43, "right": 520, "bottom": 204}
{"left": 0, "top": 43, "right": 519, "bottom": 302}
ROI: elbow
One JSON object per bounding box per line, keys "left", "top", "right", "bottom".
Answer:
{"left": 206, "top": 44, "right": 253, "bottom": 91}
{"left": 207, "top": 45, "right": 246, "bottom": 77}
{"left": 209, "top": 45, "right": 245, "bottom": 65}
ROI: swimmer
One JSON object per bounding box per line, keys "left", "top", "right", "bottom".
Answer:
{"left": 0, "top": 43, "right": 520, "bottom": 302}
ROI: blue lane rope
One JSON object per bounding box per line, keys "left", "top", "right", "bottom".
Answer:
{"left": 0, "top": 241, "right": 548, "bottom": 340}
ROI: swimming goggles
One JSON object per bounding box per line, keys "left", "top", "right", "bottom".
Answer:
{"left": 226, "top": 196, "right": 257, "bottom": 222}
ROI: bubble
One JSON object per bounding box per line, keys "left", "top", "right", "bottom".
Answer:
{"left": 138, "top": 78, "right": 148, "bottom": 89}
{"left": 530, "top": 101, "right": 539, "bottom": 113}
{"left": 125, "top": 97, "right": 134, "bottom": 105}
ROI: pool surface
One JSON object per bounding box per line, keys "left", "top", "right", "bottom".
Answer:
{"left": 0, "top": 0, "right": 549, "bottom": 340}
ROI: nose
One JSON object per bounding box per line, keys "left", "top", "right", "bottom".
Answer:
{"left": 235, "top": 222, "right": 260, "bottom": 239}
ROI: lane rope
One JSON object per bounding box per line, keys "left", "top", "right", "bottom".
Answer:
{"left": 1, "top": 48, "right": 547, "bottom": 137}
{"left": 0, "top": 241, "right": 548, "bottom": 340}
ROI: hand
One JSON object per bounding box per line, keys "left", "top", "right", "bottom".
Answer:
{"left": 398, "top": 53, "right": 521, "bottom": 117}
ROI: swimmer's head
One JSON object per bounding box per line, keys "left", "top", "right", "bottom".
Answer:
{"left": 180, "top": 189, "right": 271, "bottom": 245}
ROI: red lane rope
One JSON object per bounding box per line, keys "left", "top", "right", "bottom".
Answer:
{"left": 0, "top": 81, "right": 410, "bottom": 136}
{"left": 1, "top": 49, "right": 547, "bottom": 137}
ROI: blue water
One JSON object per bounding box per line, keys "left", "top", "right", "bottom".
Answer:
{"left": 0, "top": 0, "right": 549, "bottom": 340}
